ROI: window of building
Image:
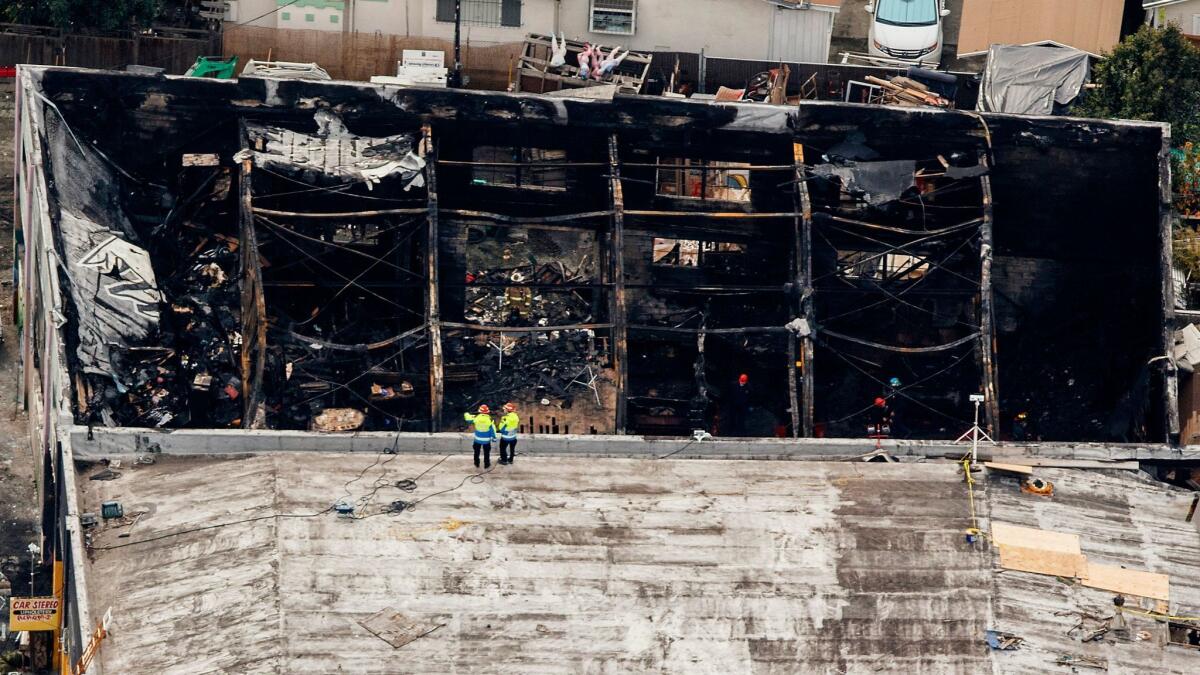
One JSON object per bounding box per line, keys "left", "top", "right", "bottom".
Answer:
{"left": 281, "top": 11, "right": 291, "bottom": 20}
{"left": 591, "top": 0, "right": 636, "bottom": 35}
{"left": 471, "top": 146, "right": 568, "bottom": 192}
{"left": 656, "top": 158, "right": 751, "bottom": 203}
{"left": 330, "top": 14, "right": 339, "bottom": 24}
{"left": 436, "top": 0, "right": 521, "bottom": 27}
{"left": 653, "top": 239, "right": 745, "bottom": 267}
{"left": 304, "top": 13, "right": 315, "bottom": 22}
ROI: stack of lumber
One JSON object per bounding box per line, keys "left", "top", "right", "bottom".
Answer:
{"left": 865, "top": 75, "right": 951, "bottom": 108}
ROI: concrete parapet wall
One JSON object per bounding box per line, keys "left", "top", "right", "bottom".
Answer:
{"left": 68, "top": 426, "right": 1198, "bottom": 462}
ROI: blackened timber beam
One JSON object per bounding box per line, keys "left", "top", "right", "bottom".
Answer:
{"left": 424, "top": 125, "right": 445, "bottom": 432}
{"left": 796, "top": 145, "right": 816, "bottom": 438}
{"left": 624, "top": 210, "right": 802, "bottom": 219}
{"left": 609, "top": 134, "right": 629, "bottom": 434}
{"left": 443, "top": 322, "right": 614, "bottom": 332}
{"left": 977, "top": 152, "right": 1000, "bottom": 434}
{"left": 630, "top": 326, "right": 789, "bottom": 335}
{"left": 788, "top": 142, "right": 803, "bottom": 438}
{"left": 237, "top": 121, "right": 268, "bottom": 429}
{"left": 252, "top": 207, "right": 428, "bottom": 218}
{"left": 1160, "top": 134, "right": 1181, "bottom": 441}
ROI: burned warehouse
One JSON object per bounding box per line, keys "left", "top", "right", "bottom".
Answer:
{"left": 15, "top": 67, "right": 1175, "bottom": 444}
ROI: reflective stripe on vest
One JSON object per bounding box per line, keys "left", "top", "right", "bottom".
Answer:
{"left": 467, "top": 414, "right": 494, "bottom": 443}
{"left": 499, "top": 413, "right": 519, "bottom": 440}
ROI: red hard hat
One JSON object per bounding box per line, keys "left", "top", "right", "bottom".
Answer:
{"left": 504, "top": 402, "right": 516, "bottom": 412}
{"left": 478, "top": 404, "right": 490, "bottom": 414}
{"left": 738, "top": 374, "right": 749, "bottom": 384}
{"left": 874, "top": 397, "right": 886, "bottom": 407}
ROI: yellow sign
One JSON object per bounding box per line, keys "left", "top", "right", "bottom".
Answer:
{"left": 8, "top": 596, "right": 61, "bottom": 631}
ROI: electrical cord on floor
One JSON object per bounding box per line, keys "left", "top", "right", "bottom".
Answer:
{"left": 655, "top": 438, "right": 701, "bottom": 461}
{"left": 383, "top": 463, "right": 497, "bottom": 516}
{"left": 92, "top": 448, "right": 463, "bottom": 548}
{"left": 91, "top": 507, "right": 336, "bottom": 551}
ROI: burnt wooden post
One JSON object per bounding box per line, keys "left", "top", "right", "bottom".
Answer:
{"left": 786, "top": 143, "right": 803, "bottom": 437}
{"left": 608, "top": 134, "right": 629, "bottom": 433}
{"left": 794, "top": 143, "right": 816, "bottom": 437}
{"left": 424, "top": 124, "right": 445, "bottom": 432}
{"left": 237, "top": 121, "right": 268, "bottom": 429}
{"left": 978, "top": 152, "right": 1000, "bottom": 433}
{"left": 1159, "top": 136, "right": 1181, "bottom": 442}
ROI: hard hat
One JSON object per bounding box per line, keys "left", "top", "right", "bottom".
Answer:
{"left": 888, "top": 377, "right": 901, "bottom": 387}
{"left": 478, "top": 404, "right": 490, "bottom": 414}
{"left": 874, "top": 397, "right": 886, "bottom": 407}
{"left": 738, "top": 374, "right": 749, "bottom": 385}
{"left": 504, "top": 402, "right": 516, "bottom": 412}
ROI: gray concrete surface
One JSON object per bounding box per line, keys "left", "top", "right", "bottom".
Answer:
{"left": 77, "top": 453, "right": 1200, "bottom": 674}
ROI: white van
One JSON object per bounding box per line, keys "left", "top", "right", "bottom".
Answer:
{"left": 865, "top": 0, "right": 950, "bottom": 66}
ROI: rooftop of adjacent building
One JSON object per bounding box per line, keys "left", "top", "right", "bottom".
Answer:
{"left": 75, "top": 450, "right": 1200, "bottom": 673}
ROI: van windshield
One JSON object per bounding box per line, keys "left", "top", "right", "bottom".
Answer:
{"left": 876, "top": 0, "right": 938, "bottom": 27}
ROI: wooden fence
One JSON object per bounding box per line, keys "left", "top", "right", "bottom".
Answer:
{"left": 0, "top": 23, "right": 220, "bottom": 74}
{"left": 223, "top": 26, "right": 521, "bottom": 90}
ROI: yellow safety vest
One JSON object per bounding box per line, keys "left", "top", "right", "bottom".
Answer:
{"left": 497, "top": 412, "right": 520, "bottom": 440}
{"left": 464, "top": 413, "right": 495, "bottom": 443}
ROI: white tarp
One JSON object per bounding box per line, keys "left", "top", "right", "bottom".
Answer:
{"left": 978, "top": 44, "right": 1090, "bottom": 115}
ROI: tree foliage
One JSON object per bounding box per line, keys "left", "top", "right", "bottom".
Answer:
{"left": 1, "top": 0, "right": 163, "bottom": 31}
{"left": 1077, "top": 24, "right": 1200, "bottom": 145}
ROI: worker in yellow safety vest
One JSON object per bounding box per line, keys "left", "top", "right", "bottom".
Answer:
{"left": 464, "top": 404, "right": 496, "bottom": 469}
{"left": 497, "top": 402, "right": 520, "bottom": 465}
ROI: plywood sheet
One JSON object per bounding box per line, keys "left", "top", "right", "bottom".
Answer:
{"left": 993, "top": 521, "right": 1086, "bottom": 577}
{"left": 1082, "top": 562, "right": 1170, "bottom": 602}
{"left": 998, "top": 545, "right": 1087, "bottom": 578}
{"left": 991, "top": 522, "right": 1081, "bottom": 554}
{"left": 984, "top": 462, "right": 1033, "bottom": 475}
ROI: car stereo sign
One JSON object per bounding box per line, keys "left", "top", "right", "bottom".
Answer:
{"left": 8, "top": 596, "right": 60, "bottom": 631}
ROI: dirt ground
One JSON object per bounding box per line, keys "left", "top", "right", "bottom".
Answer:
{"left": 0, "top": 79, "right": 37, "bottom": 571}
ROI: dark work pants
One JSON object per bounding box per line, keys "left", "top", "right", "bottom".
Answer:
{"left": 500, "top": 439, "right": 517, "bottom": 463}
{"left": 473, "top": 442, "right": 491, "bottom": 468}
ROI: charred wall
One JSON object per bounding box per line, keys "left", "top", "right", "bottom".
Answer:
{"left": 21, "top": 68, "right": 1172, "bottom": 441}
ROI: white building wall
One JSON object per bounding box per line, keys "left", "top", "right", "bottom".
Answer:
{"left": 558, "top": 0, "right": 792, "bottom": 59}
{"left": 1149, "top": 1, "right": 1200, "bottom": 35}
{"left": 227, "top": 1, "right": 837, "bottom": 61}
{"left": 279, "top": 4, "right": 345, "bottom": 31}
{"left": 354, "top": 0, "right": 423, "bottom": 36}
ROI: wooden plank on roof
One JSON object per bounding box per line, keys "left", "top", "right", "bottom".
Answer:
{"left": 984, "top": 461, "right": 1034, "bottom": 475}
{"left": 992, "top": 522, "right": 1081, "bottom": 553}
{"left": 999, "top": 546, "right": 1088, "bottom": 578}
{"left": 992, "top": 521, "right": 1087, "bottom": 577}
{"left": 1082, "top": 562, "right": 1170, "bottom": 601}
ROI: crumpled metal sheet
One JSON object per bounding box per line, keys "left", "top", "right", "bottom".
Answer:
{"left": 979, "top": 44, "right": 1090, "bottom": 116}
{"left": 48, "top": 116, "right": 163, "bottom": 376}
{"left": 812, "top": 160, "right": 916, "bottom": 206}
{"left": 246, "top": 113, "right": 426, "bottom": 191}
